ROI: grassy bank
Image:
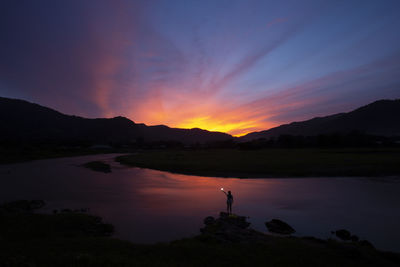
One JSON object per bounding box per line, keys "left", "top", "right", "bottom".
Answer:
{"left": 116, "top": 148, "right": 400, "bottom": 178}
{"left": 1, "top": 207, "right": 399, "bottom": 266}
{"left": 2, "top": 232, "right": 399, "bottom": 266}
{"left": 0, "top": 146, "right": 123, "bottom": 164}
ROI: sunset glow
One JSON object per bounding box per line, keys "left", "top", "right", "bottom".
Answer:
{"left": 176, "top": 116, "right": 259, "bottom": 137}
{"left": 2, "top": 2, "right": 400, "bottom": 265}
{"left": 1, "top": 0, "right": 400, "bottom": 135}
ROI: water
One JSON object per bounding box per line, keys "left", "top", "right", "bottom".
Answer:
{"left": 1, "top": 154, "right": 399, "bottom": 252}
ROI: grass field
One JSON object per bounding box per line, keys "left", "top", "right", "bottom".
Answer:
{"left": 1, "top": 211, "right": 399, "bottom": 266}
{"left": 116, "top": 148, "right": 400, "bottom": 178}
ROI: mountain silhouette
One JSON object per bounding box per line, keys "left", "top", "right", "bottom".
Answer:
{"left": 0, "top": 97, "right": 232, "bottom": 145}
{"left": 2, "top": 97, "right": 399, "bottom": 145}
{"left": 241, "top": 99, "right": 400, "bottom": 141}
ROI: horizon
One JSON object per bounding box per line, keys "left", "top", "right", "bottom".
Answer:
{"left": 2, "top": 95, "right": 399, "bottom": 137}
{"left": 1, "top": 1, "right": 400, "bottom": 136}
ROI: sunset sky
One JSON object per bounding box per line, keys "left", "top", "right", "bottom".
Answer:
{"left": 1, "top": 0, "right": 400, "bottom": 136}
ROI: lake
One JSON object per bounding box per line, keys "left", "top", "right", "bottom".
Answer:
{"left": 1, "top": 154, "right": 399, "bottom": 252}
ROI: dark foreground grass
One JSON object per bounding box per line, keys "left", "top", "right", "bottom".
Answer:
{"left": 116, "top": 148, "right": 400, "bottom": 177}
{"left": 1, "top": 212, "right": 399, "bottom": 267}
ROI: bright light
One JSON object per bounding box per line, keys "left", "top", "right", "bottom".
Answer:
{"left": 221, "top": 188, "right": 224, "bottom": 191}
{"left": 177, "top": 116, "right": 259, "bottom": 137}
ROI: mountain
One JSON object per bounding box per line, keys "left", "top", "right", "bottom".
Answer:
{"left": 241, "top": 99, "right": 400, "bottom": 141}
{"left": 0, "top": 97, "right": 232, "bottom": 145}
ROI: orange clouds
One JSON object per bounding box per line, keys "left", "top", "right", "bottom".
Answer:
{"left": 82, "top": 4, "right": 400, "bottom": 137}
{"left": 125, "top": 87, "right": 278, "bottom": 137}
{"left": 121, "top": 53, "right": 400, "bottom": 137}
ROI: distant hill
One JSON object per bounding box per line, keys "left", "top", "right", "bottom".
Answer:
{"left": 0, "top": 97, "right": 232, "bottom": 145}
{"left": 241, "top": 99, "right": 400, "bottom": 141}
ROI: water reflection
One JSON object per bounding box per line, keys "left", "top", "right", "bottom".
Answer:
{"left": 0, "top": 154, "right": 399, "bottom": 252}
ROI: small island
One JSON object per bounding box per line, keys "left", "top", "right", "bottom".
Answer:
{"left": 83, "top": 161, "right": 112, "bottom": 173}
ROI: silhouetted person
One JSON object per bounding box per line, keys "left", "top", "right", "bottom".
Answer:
{"left": 222, "top": 190, "right": 233, "bottom": 214}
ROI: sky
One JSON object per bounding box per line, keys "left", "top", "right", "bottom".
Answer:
{"left": 1, "top": 0, "right": 400, "bottom": 136}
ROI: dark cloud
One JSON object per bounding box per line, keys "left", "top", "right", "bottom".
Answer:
{"left": 0, "top": 0, "right": 140, "bottom": 116}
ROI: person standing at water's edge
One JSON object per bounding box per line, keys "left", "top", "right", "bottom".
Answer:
{"left": 221, "top": 189, "right": 233, "bottom": 214}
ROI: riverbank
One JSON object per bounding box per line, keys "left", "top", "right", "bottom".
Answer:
{"left": 0, "top": 146, "right": 125, "bottom": 164}
{"left": 1, "top": 200, "right": 399, "bottom": 266}
{"left": 116, "top": 148, "right": 400, "bottom": 178}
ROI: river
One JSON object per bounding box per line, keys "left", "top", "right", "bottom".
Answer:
{"left": 1, "top": 154, "right": 399, "bottom": 252}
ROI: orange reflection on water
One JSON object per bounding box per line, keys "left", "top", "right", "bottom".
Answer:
{"left": 2, "top": 153, "right": 400, "bottom": 251}
{"left": 135, "top": 169, "right": 274, "bottom": 215}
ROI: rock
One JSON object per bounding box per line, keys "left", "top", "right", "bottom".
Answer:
{"left": 333, "top": 229, "right": 362, "bottom": 243}
{"left": 359, "top": 240, "right": 375, "bottom": 249}
{"left": 265, "top": 219, "right": 295, "bottom": 235}
{"left": 200, "top": 212, "right": 259, "bottom": 243}
{"left": 29, "top": 200, "right": 45, "bottom": 209}
{"left": 351, "top": 235, "right": 359, "bottom": 242}
{"left": 204, "top": 216, "right": 215, "bottom": 225}
{"left": 219, "top": 212, "right": 229, "bottom": 219}
{"left": 218, "top": 212, "right": 250, "bottom": 229}
{"left": 335, "top": 229, "right": 351, "bottom": 241}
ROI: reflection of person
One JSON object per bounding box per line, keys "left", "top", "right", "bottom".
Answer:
{"left": 222, "top": 190, "right": 233, "bottom": 214}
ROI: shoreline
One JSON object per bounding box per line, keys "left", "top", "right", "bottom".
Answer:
{"left": 1, "top": 201, "right": 399, "bottom": 266}
{"left": 2, "top": 148, "right": 400, "bottom": 178}
{"left": 115, "top": 148, "right": 400, "bottom": 178}
{"left": 116, "top": 164, "right": 400, "bottom": 179}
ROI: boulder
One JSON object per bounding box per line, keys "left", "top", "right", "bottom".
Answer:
{"left": 200, "top": 212, "right": 260, "bottom": 243}
{"left": 203, "top": 216, "right": 215, "bottom": 225}
{"left": 29, "top": 200, "right": 45, "bottom": 209}
{"left": 351, "top": 235, "right": 359, "bottom": 242}
{"left": 335, "top": 229, "right": 351, "bottom": 241}
{"left": 265, "top": 219, "right": 295, "bottom": 235}
{"left": 359, "top": 240, "right": 375, "bottom": 249}
{"left": 218, "top": 212, "right": 250, "bottom": 229}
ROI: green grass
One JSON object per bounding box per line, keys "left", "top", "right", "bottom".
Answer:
{"left": 116, "top": 148, "right": 400, "bottom": 177}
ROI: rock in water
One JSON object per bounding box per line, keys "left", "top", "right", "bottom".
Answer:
{"left": 83, "top": 161, "right": 111, "bottom": 173}
{"left": 335, "top": 229, "right": 351, "bottom": 241}
{"left": 265, "top": 219, "right": 295, "bottom": 235}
